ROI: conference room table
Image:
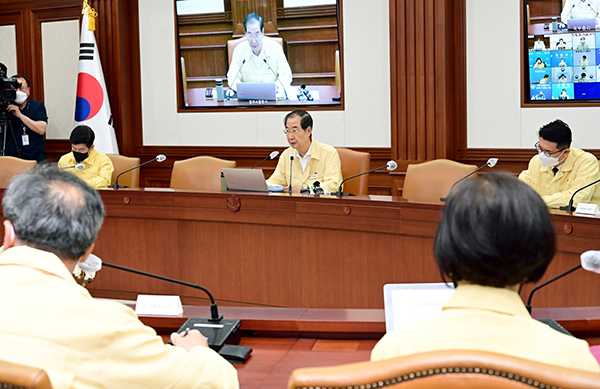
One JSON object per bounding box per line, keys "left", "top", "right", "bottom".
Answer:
{"left": 78, "top": 188, "right": 600, "bottom": 311}
{"left": 135, "top": 304, "right": 600, "bottom": 388}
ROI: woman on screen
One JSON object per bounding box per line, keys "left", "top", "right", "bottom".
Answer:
{"left": 533, "top": 58, "right": 546, "bottom": 68}
{"left": 559, "top": 89, "right": 569, "bottom": 100}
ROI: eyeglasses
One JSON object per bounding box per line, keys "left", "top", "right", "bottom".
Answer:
{"left": 245, "top": 32, "right": 263, "bottom": 39}
{"left": 534, "top": 142, "right": 567, "bottom": 158}
{"left": 283, "top": 129, "right": 303, "bottom": 135}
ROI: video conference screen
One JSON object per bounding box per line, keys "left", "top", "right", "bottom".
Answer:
{"left": 528, "top": 31, "right": 600, "bottom": 102}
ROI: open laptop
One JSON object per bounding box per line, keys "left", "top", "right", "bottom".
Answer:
{"left": 383, "top": 283, "right": 455, "bottom": 333}
{"left": 236, "top": 82, "right": 277, "bottom": 101}
{"left": 222, "top": 168, "right": 269, "bottom": 192}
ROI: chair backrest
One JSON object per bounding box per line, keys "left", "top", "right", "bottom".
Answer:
{"left": 0, "top": 157, "right": 37, "bottom": 188}
{"left": 288, "top": 349, "right": 600, "bottom": 389}
{"left": 170, "top": 156, "right": 236, "bottom": 191}
{"left": 107, "top": 154, "right": 141, "bottom": 188}
{"left": 227, "top": 36, "right": 284, "bottom": 66}
{"left": 0, "top": 359, "right": 53, "bottom": 389}
{"left": 336, "top": 147, "right": 371, "bottom": 195}
{"left": 402, "top": 159, "right": 477, "bottom": 200}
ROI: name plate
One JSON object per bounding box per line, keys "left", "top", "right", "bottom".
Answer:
{"left": 135, "top": 295, "right": 183, "bottom": 316}
{"left": 575, "top": 203, "right": 600, "bottom": 216}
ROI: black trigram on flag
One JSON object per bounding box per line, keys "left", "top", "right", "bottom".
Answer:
{"left": 79, "top": 43, "right": 94, "bottom": 61}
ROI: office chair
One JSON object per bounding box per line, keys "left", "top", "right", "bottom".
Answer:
{"left": 0, "top": 359, "right": 53, "bottom": 389}
{"left": 402, "top": 159, "right": 477, "bottom": 200}
{"left": 0, "top": 156, "right": 37, "bottom": 188}
{"left": 107, "top": 154, "right": 141, "bottom": 188}
{"left": 336, "top": 147, "right": 371, "bottom": 195}
{"left": 288, "top": 349, "right": 600, "bottom": 389}
{"left": 170, "top": 156, "right": 236, "bottom": 191}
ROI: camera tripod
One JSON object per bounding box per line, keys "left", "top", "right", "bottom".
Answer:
{"left": 0, "top": 105, "right": 22, "bottom": 158}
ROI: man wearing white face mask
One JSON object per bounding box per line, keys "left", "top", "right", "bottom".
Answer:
{"left": 6, "top": 74, "right": 48, "bottom": 162}
{"left": 519, "top": 119, "right": 600, "bottom": 208}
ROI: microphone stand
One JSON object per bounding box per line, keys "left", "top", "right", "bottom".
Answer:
{"left": 263, "top": 59, "right": 289, "bottom": 101}
{"left": 525, "top": 264, "right": 582, "bottom": 313}
{"left": 103, "top": 261, "right": 222, "bottom": 321}
{"left": 440, "top": 161, "right": 494, "bottom": 201}
{"left": 560, "top": 178, "right": 600, "bottom": 213}
{"left": 227, "top": 59, "right": 246, "bottom": 99}
{"left": 101, "top": 261, "right": 245, "bottom": 355}
{"left": 289, "top": 154, "right": 294, "bottom": 194}
{"left": 251, "top": 155, "right": 272, "bottom": 169}
{"left": 337, "top": 164, "right": 391, "bottom": 196}
{"left": 112, "top": 156, "right": 162, "bottom": 190}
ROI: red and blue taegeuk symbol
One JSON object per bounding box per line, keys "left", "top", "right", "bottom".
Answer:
{"left": 75, "top": 73, "right": 103, "bottom": 121}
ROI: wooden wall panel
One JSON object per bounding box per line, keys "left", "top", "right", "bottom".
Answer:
{"left": 389, "top": 0, "right": 466, "bottom": 164}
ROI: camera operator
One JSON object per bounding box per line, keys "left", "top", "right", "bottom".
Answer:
{"left": 5, "top": 75, "right": 48, "bottom": 162}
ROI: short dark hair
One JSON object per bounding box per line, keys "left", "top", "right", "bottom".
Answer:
{"left": 243, "top": 12, "right": 264, "bottom": 32}
{"left": 2, "top": 164, "right": 105, "bottom": 261}
{"left": 538, "top": 119, "right": 572, "bottom": 148}
{"left": 70, "top": 125, "right": 95, "bottom": 148}
{"left": 284, "top": 110, "right": 313, "bottom": 140}
{"left": 11, "top": 74, "right": 30, "bottom": 89}
{"left": 434, "top": 172, "right": 556, "bottom": 288}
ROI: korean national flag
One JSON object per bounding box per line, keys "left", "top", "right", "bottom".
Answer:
{"left": 74, "top": 5, "right": 119, "bottom": 154}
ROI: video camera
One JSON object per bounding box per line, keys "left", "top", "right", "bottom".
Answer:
{"left": 0, "top": 62, "right": 21, "bottom": 105}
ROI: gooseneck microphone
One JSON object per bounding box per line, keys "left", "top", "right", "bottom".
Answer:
{"left": 440, "top": 158, "right": 498, "bottom": 201}
{"left": 62, "top": 163, "right": 85, "bottom": 171}
{"left": 228, "top": 59, "right": 246, "bottom": 92}
{"left": 251, "top": 151, "right": 279, "bottom": 169}
{"left": 102, "top": 261, "right": 224, "bottom": 321}
{"left": 263, "top": 59, "right": 289, "bottom": 101}
{"left": 79, "top": 255, "right": 242, "bottom": 351}
{"left": 337, "top": 160, "right": 398, "bottom": 197}
{"left": 525, "top": 264, "right": 582, "bottom": 314}
{"left": 581, "top": 250, "right": 600, "bottom": 274}
{"left": 288, "top": 151, "right": 295, "bottom": 194}
{"left": 312, "top": 180, "right": 324, "bottom": 195}
{"left": 559, "top": 178, "right": 600, "bottom": 213}
{"left": 112, "top": 154, "right": 166, "bottom": 190}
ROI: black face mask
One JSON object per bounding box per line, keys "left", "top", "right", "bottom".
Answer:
{"left": 73, "top": 150, "right": 89, "bottom": 163}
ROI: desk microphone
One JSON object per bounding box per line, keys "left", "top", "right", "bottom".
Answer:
{"left": 525, "top": 263, "right": 582, "bottom": 314}
{"left": 251, "top": 151, "right": 279, "bottom": 169}
{"left": 288, "top": 151, "right": 295, "bottom": 194}
{"left": 440, "top": 158, "right": 498, "bottom": 201}
{"left": 62, "top": 163, "right": 85, "bottom": 171}
{"left": 111, "top": 154, "right": 166, "bottom": 189}
{"left": 337, "top": 160, "right": 398, "bottom": 196}
{"left": 263, "top": 59, "right": 289, "bottom": 101}
{"left": 588, "top": 2, "right": 599, "bottom": 18}
{"left": 80, "top": 254, "right": 241, "bottom": 348}
{"left": 559, "top": 178, "right": 600, "bottom": 213}
{"left": 228, "top": 59, "right": 246, "bottom": 92}
{"left": 565, "top": 3, "right": 576, "bottom": 20}
{"left": 312, "top": 180, "right": 324, "bottom": 195}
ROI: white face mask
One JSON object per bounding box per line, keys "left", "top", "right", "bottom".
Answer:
{"left": 14, "top": 91, "right": 27, "bottom": 105}
{"left": 538, "top": 150, "right": 562, "bottom": 168}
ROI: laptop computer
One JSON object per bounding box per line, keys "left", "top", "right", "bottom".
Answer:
{"left": 222, "top": 168, "right": 269, "bottom": 192}
{"left": 383, "top": 283, "right": 455, "bottom": 333}
{"left": 236, "top": 82, "right": 277, "bottom": 101}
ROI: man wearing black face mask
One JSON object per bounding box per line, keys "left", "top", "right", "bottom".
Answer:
{"left": 5, "top": 75, "right": 48, "bottom": 162}
{"left": 58, "top": 125, "right": 113, "bottom": 189}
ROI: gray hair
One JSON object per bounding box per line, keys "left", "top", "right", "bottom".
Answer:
{"left": 2, "top": 164, "right": 104, "bottom": 261}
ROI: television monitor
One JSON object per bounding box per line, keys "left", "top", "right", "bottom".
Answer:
{"left": 524, "top": 2, "right": 600, "bottom": 103}
{"left": 175, "top": 0, "right": 343, "bottom": 110}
